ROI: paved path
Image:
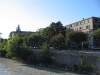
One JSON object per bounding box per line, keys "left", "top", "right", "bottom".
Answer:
{"left": 0, "top": 58, "right": 87, "bottom": 75}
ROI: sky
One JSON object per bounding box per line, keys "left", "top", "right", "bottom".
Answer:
{"left": 0, "top": 0, "right": 100, "bottom": 38}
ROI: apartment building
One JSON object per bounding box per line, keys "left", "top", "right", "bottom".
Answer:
{"left": 66, "top": 17, "right": 100, "bottom": 48}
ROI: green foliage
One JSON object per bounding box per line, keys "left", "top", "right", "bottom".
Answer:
{"left": 93, "top": 28, "right": 100, "bottom": 37}
{"left": 6, "top": 52, "right": 15, "bottom": 58}
{"left": 67, "top": 31, "right": 87, "bottom": 44}
{"left": 16, "top": 47, "right": 32, "bottom": 60}
{"left": 0, "top": 50, "right": 6, "bottom": 57}
{"left": 27, "top": 34, "right": 45, "bottom": 48}
{"left": 4, "top": 35, "right": 22, "bottom": 58}
{"left": 66, "top": 31, "right": 87, "bottom": 49}
{"left": 78, "top": 56, "right": 96, "bottom": 73}
{"left": 0, "top": 39, "right": 7, "bottom": 50}
{"left": 38, "top": 21, "right": 66, "bottom": 49}
{"left": 16, "top": 47, "right": 39, "bottom": 64}
{"left": 0, "top": 38, "right": 7, "bottom": 57}
{"left": 41, "top": 42, "right": 53, "bottom": 64}
{"left": 93, "top": 28, "right": 100, "bottom": 47}
{"left": 40, "top": 21, "right": 66, "bottom": 39}
{"left": 74, "top": 64, "right": 96, "bottom": 73}
{"left": 73, "top": 57, "right": 96, "bottom": 73}
{"left": 51, "top": 33, "right": 66, "bottom": 49}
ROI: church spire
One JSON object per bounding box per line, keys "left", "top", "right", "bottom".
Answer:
{"left": 16, "top": 24, "right": 21, "bottom": 32}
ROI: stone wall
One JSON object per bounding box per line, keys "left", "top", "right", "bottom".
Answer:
{"left": 32, "top": 49, "right": 100, "bottom": 72}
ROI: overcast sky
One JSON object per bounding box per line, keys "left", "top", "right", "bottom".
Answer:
{"left": 0, "top": 0, "right": 100, "bottom": 38}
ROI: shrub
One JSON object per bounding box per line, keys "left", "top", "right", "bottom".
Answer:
{"left": 0, "top": 50, "right": 7, "bottom": 57}
{"left": 15, "top": 47, "right": 33, "bottom": 60}
{"left": 27, "top": 54, "right": 39, "bottom": 64}
{"left": 15, "top": 47, "right": 38, "bottom": 64}
{"left": 6, "top": 52, "right": 15, "bottom": 58}
{"left": 40, "top": 42, "right": 53, "bottom": 64}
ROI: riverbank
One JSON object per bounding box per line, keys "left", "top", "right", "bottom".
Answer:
{"left": 0, "top": 57, "right": 88, "bottom": 75}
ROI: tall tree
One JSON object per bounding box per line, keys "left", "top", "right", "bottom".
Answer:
{"left": 38, "top": 21, "right": 66, "bottom": 49}
{"left": 27, "top": 34, "right": 45, "bottom": 48}
{"left": 51, "top": 33, "right": 66, "bottom": 49}
{"left": 66, "top": 31, "right": 87, "bottom": 49}
{"left": 93, "top": 28, "right": 100, "bottom": 47}
{"left": 40, "top": 21, "right": 66, "bottom": 39}
{"left": 5, "top": 35, "right": 21, "bottom": 58}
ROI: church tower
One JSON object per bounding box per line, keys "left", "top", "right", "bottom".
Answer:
{"left": 16, "top": 24, "right": 21, "bottom": 32}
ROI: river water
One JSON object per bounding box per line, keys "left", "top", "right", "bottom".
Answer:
{"left": 0, "top": 58, "right": 87, "bottom": 75}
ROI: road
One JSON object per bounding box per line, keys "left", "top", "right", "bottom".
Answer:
{"left": 0, "top": 58, "right": 87, "bottom": 75}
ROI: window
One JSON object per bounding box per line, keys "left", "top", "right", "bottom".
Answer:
{"left": 89, "top": 31, "right": 91, "bottom": 33}
{"left": 83, "top": 20, "right": 85, "bottom": 24}
{"left": 76, "top": 22, "right": 78, "bottom": 25}
{"left": 80, "top": 21, "right": 85, "bottom": 25}
{"left": 80, "top": 27, "right": 83, "bottom": 29}
{"left": 79, "top": 21, "right": 81, "bottom": 25}
{"left": 98, "top": 20, "right": 100, "bottom": 22}
{"left": 95, "top": 18, "right": 98, "bottom": 22}
{"left": 79, "top": 22, "right": 81, "bottom": 25}
{"left": 88, "top": 25, "right": 90, "bottom": 28}
{"left": 88, "top": 19, "right": 89, "bottom": 23}
{"left": 86, "top": 25, "right": 90, "bottom": 29}
{"left": 85, "top": 19, "right": 89, "bottom": 23}
{"left": 70, "top": 24, "right": 72, "bottom": 27}
{"left": 86, "top": 26, "right": 88, "bottom": 29}
{"left": 86, "top": 31, "right": 89, "bottom": 34}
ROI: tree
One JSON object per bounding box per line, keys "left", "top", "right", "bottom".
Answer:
{"left": 27, "top": 34, "right": 45, "bottom": 48}
{"left": 93, "top": 28, "right": 100, "bottom": 47}
{"left": 66, "top": 31, "right": 87, "bottom": 49}
{"left": 0, "top": 38, "right": 7, "bottom": 56}
{"left": 5, "top": 35, "right": 21, "bottom": 58}
{"left": 0, "top": 38, "right": 7, "bottom": 50}
{"left": 51, "top": 33, "right": 66, "bottom": 49}
{"left": 39, "top": 21, "right": 66, "bottom": 39}
{"left": 38, "top": 21, "right": 66, "bottom": 49}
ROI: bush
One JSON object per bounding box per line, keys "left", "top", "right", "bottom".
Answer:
{"left": 79, "top": 65, "right": 96, "bottom": 73}
{"left": 0, "top": 50, "right": 7, "bottom": 57}
{"left": 40, "top": 42, "right": 54, "bottom": 64}
{"left": 15, "top": 47, "right": 35, "bottom": 62}
{"left": 6, "top": 52, "right": 15, "bottom": 58}
{"left": 10, "top": 46, "right": 40, "bottom": 64}
{"left": 74, "top": 64, "right": 79, "bottom": 71}
{"left": 27, "top": 54, "right": 39, "bottom": 64}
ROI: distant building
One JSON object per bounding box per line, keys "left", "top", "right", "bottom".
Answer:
{"left": 9, "top": 25, "right": 33, "bottom": 38}
{"left": 66, "top": 16, "right": 100, "bottom": 48}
